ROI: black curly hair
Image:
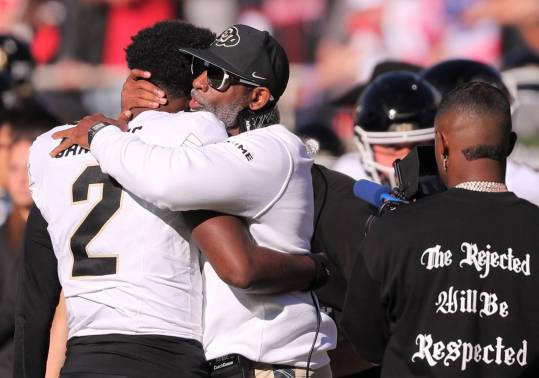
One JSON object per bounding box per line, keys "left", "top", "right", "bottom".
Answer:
{"left": 125, "top": 21, "right": 215, "bottom": 99}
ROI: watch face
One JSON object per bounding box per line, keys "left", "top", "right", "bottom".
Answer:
{"left": 88, "top": 123, "right": 109, "bottom": 145}
{"left": 91, "top": 123, "right": 106, "bottom": 132}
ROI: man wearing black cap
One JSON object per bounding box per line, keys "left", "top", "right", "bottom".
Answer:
{"left": 180, "top": 24, "right": 288, "bottom": 135}
{"left": 52, "top": 24, "right": 336, "bottom": 377}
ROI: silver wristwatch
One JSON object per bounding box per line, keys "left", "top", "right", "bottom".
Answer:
{"left": 88, "top": 123, "right": 112, "bottom": 146}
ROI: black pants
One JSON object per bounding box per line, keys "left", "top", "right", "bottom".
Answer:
{"left": 61, "top": 375, "right": 131, "bottom": 378}
{"left": 60, "top": 334, "right": 209, "bottom": 378}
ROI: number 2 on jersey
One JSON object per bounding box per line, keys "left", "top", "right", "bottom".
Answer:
{"left": 70, "top": 165, "right": 122, "bottom": 277}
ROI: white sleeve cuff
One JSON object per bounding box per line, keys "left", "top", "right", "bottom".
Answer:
{"left": 90, "top": 125, "right": 124, "bottom": 156}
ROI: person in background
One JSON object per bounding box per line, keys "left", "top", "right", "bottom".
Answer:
{"left": 330, "top": 60, "right": 423, "bottom": 182}
{"left": 0, "top": 112, "right": 51, "bottom": 377}
{"left": 332, "top": 70, "right": 438, "bottom": 188}
{"left": 0, "top": 43, "right": 62, "bottom": 371}
{"left": 333, "top": 58, "right": 539, "bottom": 206}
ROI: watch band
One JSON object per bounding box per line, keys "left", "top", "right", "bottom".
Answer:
{"left": 305, "top": 253, "right": 331, "bottom": 292}
{"left": 87, "top": 122, "right": 112, "bottom": 146}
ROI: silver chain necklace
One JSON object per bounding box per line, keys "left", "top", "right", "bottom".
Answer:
{"left": 455, "top": 181, "right": 508, "bottom": 192}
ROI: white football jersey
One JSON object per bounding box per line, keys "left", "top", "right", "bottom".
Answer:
{"left": 28, "top": 110, "right": 228, "bottom": 342}
{"left": 89, "top": 123, "right": 338, "bottom": 368}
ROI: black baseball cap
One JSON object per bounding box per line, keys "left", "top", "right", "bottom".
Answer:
{"left": 179, "top": 24, "right": 289, "bottom": 101}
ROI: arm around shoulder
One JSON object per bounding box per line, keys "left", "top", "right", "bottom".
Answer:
{"left": 186, "top": 211, "right": 318, "bottom": 294}
{"left": 91, "top": 127, "right": 285, "bottom": 216}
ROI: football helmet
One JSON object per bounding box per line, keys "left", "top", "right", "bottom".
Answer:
{"left": 354, "top": 71, "right": 438, "bottom": 185}
{"left": 420, "top": 59, "right": 518, "bottom": 114}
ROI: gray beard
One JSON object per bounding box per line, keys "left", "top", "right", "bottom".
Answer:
{"left": 207, "top": 102, "right": 243, "bottom": 129}
{"left": 191, "top": 90, "right": 249, "bottom": 129}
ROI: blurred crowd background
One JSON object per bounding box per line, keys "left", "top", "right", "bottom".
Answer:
{"left": 2, "top": 0, "right": 539, "bottom": 149}
{"left": 0, "top": 0, "right": 539, "bottom": 376}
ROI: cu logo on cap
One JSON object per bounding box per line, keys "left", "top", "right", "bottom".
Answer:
{"left": 214, "top": 26, "right": 240, "bottom": 47}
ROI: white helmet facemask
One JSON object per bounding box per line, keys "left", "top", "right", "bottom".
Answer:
{"left": 354, "top": 124, "right": 435, "bottom": 187}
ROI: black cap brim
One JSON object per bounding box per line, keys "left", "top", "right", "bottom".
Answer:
{"left": 328, "top": 84, "right": 367, "bottom": 107}
{"left": 180, "top": 47, "right": 261, "bottom": 85}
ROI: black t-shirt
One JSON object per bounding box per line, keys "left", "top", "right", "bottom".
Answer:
{"left": 340, "top": 188, "right": 539, "bottom": 378}
{"left": 310, "top": 164, "right": 375, "bottom": 312}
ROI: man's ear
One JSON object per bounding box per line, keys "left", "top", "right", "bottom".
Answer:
{"left": 248, "top": 87, "right": 272, "bottom": 111}
{"left": 507, "top": 131, "right": 517, "bottom": 156}
{"left": 442, "top": 136, "right": 449, "bottom": 157}
{"left": 435, "top": 129, "right": 449, "bottom": 156}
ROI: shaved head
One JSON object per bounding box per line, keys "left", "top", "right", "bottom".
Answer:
{"left": 434, "top": 81, "right": 516, "bottom": 186}
{"left": 435, "top": 81, "right": 512, "bottom": 160}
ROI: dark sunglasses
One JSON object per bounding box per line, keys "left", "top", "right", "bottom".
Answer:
{"left": 190, "top": 56, "right": 260, "bottom": 92}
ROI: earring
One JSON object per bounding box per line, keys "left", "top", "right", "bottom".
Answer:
{"left": 442, "top": 154, "right": 448, "bottom": 172}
